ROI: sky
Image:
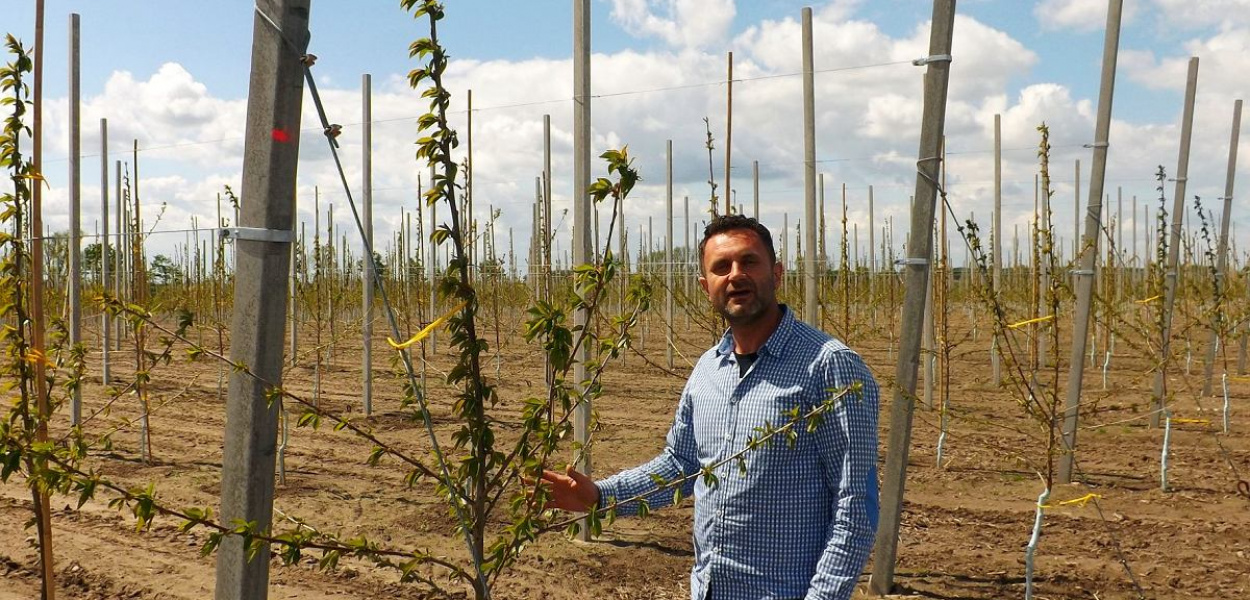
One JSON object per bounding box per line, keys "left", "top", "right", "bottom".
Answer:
{"left": 5, "top": 0, "right": 1250, "bottom": 274}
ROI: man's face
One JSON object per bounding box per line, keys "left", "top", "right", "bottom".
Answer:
{"left": 698, "top": 229, "right": 782, "bottom": 325}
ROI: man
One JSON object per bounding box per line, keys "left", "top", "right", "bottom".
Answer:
{"left": 541, "top": 214, "right": 879, "bottom": 600}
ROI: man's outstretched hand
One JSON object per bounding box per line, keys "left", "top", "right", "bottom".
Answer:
{"left": 538, "top": 465, "right": 600, "bottom": 512}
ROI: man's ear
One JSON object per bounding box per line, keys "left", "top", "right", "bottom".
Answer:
{"left": 698, "top": 276, "right": 710, "bottom": 297}
{"left": 772, "top": 261, "right": 783, "bottom": 289}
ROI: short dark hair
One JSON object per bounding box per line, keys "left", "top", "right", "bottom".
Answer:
{"left": 698, "top": 214, "right": 776, "bottom": 273}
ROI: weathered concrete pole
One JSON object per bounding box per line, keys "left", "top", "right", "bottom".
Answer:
{"left": 362, "top": 73, "right": 374, "bottom": 415}
{"left": 1201, "top": 99, "right": 1241, "bottom": 396}
{"left": 666, "top": 139, "right": 674, "bottom": 369}
{"left": 215, "top": 1, "right": 310, "bottom": 597}
{"left": 1150, "top": 56, "right": 1199, "bottom": 429}
{"left": 572, "top": 0, "right": 593, "bottom": 542}
{"left": 68, "top": 14, "right": 84, "bottom": 424}
{"left": 870, "top": 0, "right": 956, "bottom": 593}
{"left": 802, "top": 7, "right": 818, "bottom": 325}
{"left": 753, "top": 160, "right": 760, "bottom": 219}
{"left": 725, "top": 51, "right": 733, "bottom": 216}
{"left": 100, "top": 118, "right": 111, "bottom": 384}
{"left": 1057, "top": 0, "right": 1124, "bottom": 485}
{"left": 544, "top": 114, "right": 552, "bottom": 301}
{"left": 992, "top": 113, "right": 1003, "bottom": 387}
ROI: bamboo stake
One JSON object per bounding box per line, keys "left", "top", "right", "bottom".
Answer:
{"left": 30, "top": 1, "right": 58, "bottom": 595}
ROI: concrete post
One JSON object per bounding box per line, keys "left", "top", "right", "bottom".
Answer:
{"left": 870, "top": 0, "right": 956, "bottom": 592}
{"left": 1057, "top": 0, "right": 1124, "bottom": 485}
{"left": 1150, "top": 57, "right": 1199, "bottom": 429}
{"left": 1201, "top": 100, "right": 1241, "bottom": 396}
{"left": 362, "top": 73, "right": 374, "bottom": 415}
{"left": 572, "top": 0, "right": 593, "bottom": 541}
{"left": 802, "top": 8, "right": 818, "bottom": 325}
{"left": 215, "top": 1, "right": 309, "bottom": 597}
{"left": 68, "top": 13, "right": 82, "bottom": 424}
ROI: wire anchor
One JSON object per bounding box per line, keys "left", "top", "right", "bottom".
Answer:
{"left": 912, "top": 54, "right": 952, "bottom": 66}
{"left": 219, "top": 226, "right": 294, "bottom": 244}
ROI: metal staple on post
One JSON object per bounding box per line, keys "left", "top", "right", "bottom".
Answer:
{"left": 219, "top": 226, "right": 295, "bottom": 244}
{"left": 912, "top": 54, "right": 952, "bottom": 66}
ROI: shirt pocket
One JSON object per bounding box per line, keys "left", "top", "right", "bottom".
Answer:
{"left": 735, "top": 385, "right": 809, "bottom": 472}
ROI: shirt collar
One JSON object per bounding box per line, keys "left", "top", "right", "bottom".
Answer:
{"left": 714, "top": 304, "right": 796, "bottom": 359}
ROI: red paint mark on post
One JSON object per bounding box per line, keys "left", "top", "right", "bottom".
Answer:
{"left": 272, "top": 128, "right": 290, "bottom": 143}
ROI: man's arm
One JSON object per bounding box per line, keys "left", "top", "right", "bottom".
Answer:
{"left": 542, "top": 388, "right": 700, "bottom": 516}
{"left": 807, "top": 350, "right": 880, "bottom": 600}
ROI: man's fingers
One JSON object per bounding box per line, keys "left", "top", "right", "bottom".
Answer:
{"left": 567, "top": 466, "right": 592, "bottom": 486}
{"left": 539, "top": 468, "right": 566, "bottom": 484}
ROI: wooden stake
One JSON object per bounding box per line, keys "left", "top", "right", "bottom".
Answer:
{"left": 30, "top": 0, "right": 57, "bottom": 596}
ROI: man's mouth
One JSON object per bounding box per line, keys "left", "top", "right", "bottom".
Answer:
{"left": 727, "top": 289, "right": 752, "bottom": 300}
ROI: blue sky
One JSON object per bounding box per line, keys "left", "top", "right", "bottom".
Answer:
{"left": 5, "top": 0, "right": 1248, "bottom": 268}
{"left": 7, "top": 1, "right": 1185, "bottom": 120}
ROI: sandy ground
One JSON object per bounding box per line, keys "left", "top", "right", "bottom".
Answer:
{"left": 2, "top": 296, "right": 1248, "bottom": 599}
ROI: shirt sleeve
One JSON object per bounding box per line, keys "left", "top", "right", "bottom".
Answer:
{"left": 593, "top": 385, "right": 701, "bottom": 517}
{"left": 806, "top": 349, "right": 880, "bottom": 600}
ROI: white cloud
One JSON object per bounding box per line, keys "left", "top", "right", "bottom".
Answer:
{"left": 24, "top": 2, "right": 1248, "bottom": 274}
{"left": 1150, "top": 0, "right": 1250, "bottom": 29}
{"left": 1034, "top": 0, "right": 1140, "bottom": 32}
{"left": 609, "top": 0, "right": 736, "bottom": 49}
{"left": 1124, "top": 26, "right": 1250, "bottom": 101}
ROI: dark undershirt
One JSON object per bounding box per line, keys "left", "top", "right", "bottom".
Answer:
{"left": 734, "top": 352, "right": 759, "bottom": 378}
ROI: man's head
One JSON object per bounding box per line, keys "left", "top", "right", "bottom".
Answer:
{"left": 697, "top": 214, "right": 782, "bottom": 327}
{"left": 697, "top": 214, "right": 776, "bottom": 274}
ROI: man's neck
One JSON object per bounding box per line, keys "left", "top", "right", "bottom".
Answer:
{"left": 730, "top": 305, "right": 783, "bottom": 354}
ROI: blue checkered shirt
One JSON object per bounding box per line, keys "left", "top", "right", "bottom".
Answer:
{"left": 596, "top": 306, "right": 879, "bottom": 600}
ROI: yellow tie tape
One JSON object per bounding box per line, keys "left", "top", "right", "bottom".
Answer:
{"left": 1170, "top": 418, "right": 1210, "bottom": 425}
{"left": 387, "top": 300, "right": 469, "bottom": 350}
{"left": 1134, "top": 294, "right": 1162, "bottom": 304}
{"left": 1008, "top": 314, "right": 1054, "bottom": 329}
{"left": 1041, "top": 493, "right": 1101, "bottom": 509}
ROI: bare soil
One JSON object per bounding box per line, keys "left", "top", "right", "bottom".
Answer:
{"left": 3, "top": 300, "right": 1248, "bottom": 599}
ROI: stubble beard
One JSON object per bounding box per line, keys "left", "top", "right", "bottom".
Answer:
{"left": 716, "top": 283, "right": 775, "bottom": 327}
